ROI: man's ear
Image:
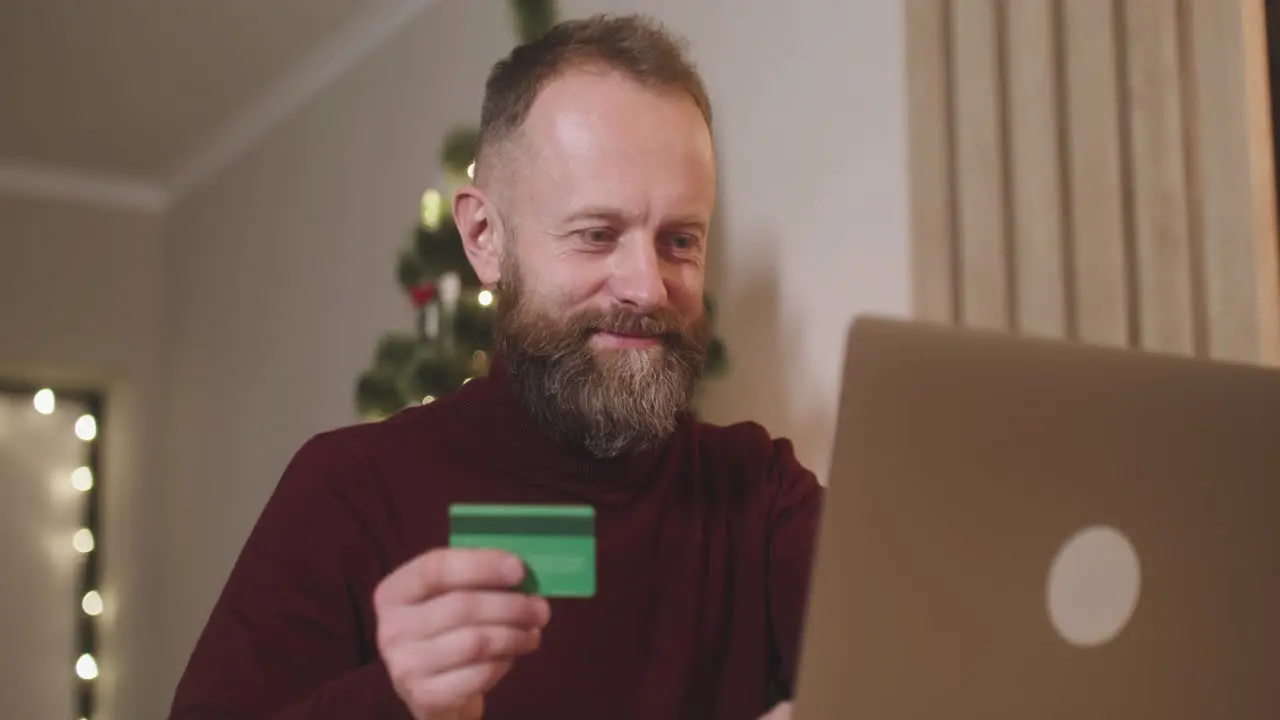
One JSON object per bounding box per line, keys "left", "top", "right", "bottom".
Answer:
{"left": 453, "top": 185, "right": 504, "bottom": 286}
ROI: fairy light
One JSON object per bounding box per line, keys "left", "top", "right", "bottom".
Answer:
{"left": 81, "top": 591, "right": 104, "bottom": 617}
{"left": 34, "top": 388, "right": 55, "bottom": 414}
{"left": 73, "top": 528, "right": 95, "bottom": 554}
{"left": 74, "top": 414, "right": 97, "bottom": 442}
{"left": 8, "top": 382, "right": 107, "bottom": 719}
{"left": 75, "top": 653, "right": 98, "bottom": 681}
{"left": 420, "top": 188, "right": 444, "bottom": 230}
{"left": 477, "top": 289, "right": 494, "bottom": 307}
{"left": 70, "top": 466, "right": 93, "bottom": 492}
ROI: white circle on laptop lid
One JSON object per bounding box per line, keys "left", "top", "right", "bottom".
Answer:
{"left": 1045, "top": 525, "right": 1141, "bottom": 647}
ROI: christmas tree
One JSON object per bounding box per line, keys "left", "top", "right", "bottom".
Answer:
{"left": 355, "top": 0, "right": 728, "bottom": 420}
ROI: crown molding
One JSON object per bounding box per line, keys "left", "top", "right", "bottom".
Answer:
{"left": 166, "top": 0, "right": 438, "bottom": 200}
{"left": 0, "top": 0, "right": 436, "bottom": 213}
{"left": 0, "top": 159, "right": 168, "bottom": 214}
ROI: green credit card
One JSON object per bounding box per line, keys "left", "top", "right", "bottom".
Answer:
{"left": 448, "top": 503, "right": 596, "bottom": 598}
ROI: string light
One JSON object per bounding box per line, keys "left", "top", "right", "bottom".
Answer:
{"left": 74, "top": 414, "right": 97, "bottom": 442}
{"left": 13, "top": 383, "right": 108, "bottom": 719}
{"left": 75, "top": 653, "right": 98, "bottom": 681}
{"left": 70, "top": 401, "right": 103, "bottom": 719}
{"left": 70, "top": 466, "right": 93, "bottom": 492}
{"left": 477, "top": 289, "right": 494, "bottom": 307}
{"left": 81, "top": 590, "right": 104, "bottom": 617}
{"left": 34, "top": 388, "right": 55, "bottom": 414}
{"left": 420, "top": 188, "right": 443, "bottom": 230}
{"left": 73, "top": 528, "right": 95, "bottom": 554}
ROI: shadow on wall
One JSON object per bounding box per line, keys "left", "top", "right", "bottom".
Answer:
{"left": 699, "top": 222, "right": 834, "bottom": 480}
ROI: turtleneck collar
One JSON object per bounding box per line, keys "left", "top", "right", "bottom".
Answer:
{"left": 447, "top": 358, "right": 692, "bottom": 505}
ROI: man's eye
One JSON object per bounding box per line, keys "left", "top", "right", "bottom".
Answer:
{"left": 665, "top": 234, "right": 701, "bottom": 252}
{"left": 581, "top": 228, "right": 617, "bottom": 243}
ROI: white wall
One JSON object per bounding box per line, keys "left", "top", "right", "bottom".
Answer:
{"left": 158, "top": 0, "right": 910, "bottom": 705}
{"left": 0, "top": 196, "right": 165, "bottom": 720}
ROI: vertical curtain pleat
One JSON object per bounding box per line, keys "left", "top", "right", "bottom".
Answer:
{"left": 905, "top": 0, "right": 1280, "bottom": 366}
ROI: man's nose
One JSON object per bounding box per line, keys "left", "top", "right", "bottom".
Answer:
{"left": 609, "top": 239, "right": 668, "bottom": 309}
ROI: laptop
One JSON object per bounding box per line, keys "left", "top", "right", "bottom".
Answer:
{"left": 792, "top": 315, "right": 1280, "bottom": 718}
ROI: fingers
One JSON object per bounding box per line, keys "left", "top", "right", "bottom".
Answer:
{"left": 396, "top": 657, "right": 513, "bottom": 716}
{"left": 429, "top": 663, "right": 512, "bottom": 705}
{"left": 383, "top": 625, "right": 537, "bottom": 681}
{"left": 379, "top": 612, "right": 544, "bottom": 677}
{"left": 425, "top": 624, "right": 543, "bottom": 675}
{"left": 377, "top": 591, "right": 551, "bottom": 652}
{"left": 380, "top": 622, "right": 540, "bottom": 718}
{"left": 417, "top": 590, "right": 552, "bottom": 639}
{"left": 375, "top": 548, "right": 526, "bottom": 607}
{"left": 374, "top": 548, "right": 548, "bottom": 718}
{"left": 384, "top": 631, "right": 520, "bottom": 712}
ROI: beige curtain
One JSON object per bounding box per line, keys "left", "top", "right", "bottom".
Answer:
{"left": 906, "top": 0, "right": 1280, "bottom": 365}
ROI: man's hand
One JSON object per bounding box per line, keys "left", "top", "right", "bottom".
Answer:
{"left": 760, "top": 701, "right": 793, "bottom": 720}
{"left": 373, "top": 548, "right": 551, "bottom": 719}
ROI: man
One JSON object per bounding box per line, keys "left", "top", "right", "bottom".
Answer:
{"left": 169, "top": 14, "right": 821, "bottom": 720}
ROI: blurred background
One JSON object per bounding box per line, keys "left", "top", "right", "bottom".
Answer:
{"left": 1, "top": 0, "right": 1277, "bottom": 718}
{"left": 0, "top": 1, "right": 908, "bottom": 716}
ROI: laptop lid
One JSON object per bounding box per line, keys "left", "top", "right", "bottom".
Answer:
{"left": 793, "top": 316, "right": 1280, "bottom": 717}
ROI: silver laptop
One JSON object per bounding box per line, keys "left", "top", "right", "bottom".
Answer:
{"left": 793, "top": 315, "right": 1280, "bottom": 717}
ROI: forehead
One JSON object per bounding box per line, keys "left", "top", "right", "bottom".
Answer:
{"left": 514, "top": 68, "right": 716, "bottom": 209}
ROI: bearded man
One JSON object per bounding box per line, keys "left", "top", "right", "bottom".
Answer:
{"left": 169, "top": 14, "right": 821, "bottom": 720}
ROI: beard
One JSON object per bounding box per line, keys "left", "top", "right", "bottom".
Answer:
{"left": 493, "top": 255, "right": 711, "bottom": 458}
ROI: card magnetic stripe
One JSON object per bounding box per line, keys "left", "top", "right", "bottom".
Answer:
{"left": 449, "top": 515, "right": 595, "bottom": 537}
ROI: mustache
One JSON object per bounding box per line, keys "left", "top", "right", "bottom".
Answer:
{"left": 570, "top": 307, "right": 689, "bottom": 341}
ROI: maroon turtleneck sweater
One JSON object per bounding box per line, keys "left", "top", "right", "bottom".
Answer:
{"left": 168, "top": 366, "right": 823, "bottom": 720}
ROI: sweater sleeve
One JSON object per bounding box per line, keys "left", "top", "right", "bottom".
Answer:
{"left": 764, "top": 436, "right": 824, "bottom": 700}
{"left": 168, "top": 432, "right": 413, "bottom": 720}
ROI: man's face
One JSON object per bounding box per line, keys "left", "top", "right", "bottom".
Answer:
{"left": 490, "top": 68, "right": 717, "bottom": 457}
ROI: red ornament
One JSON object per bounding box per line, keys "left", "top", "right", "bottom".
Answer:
{"left": 409, "top": 283, "right": 438, "bottom": 309}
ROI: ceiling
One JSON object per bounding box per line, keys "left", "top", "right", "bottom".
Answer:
{"left": 0, "top": 0, "right": 434, "bottom": 210}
